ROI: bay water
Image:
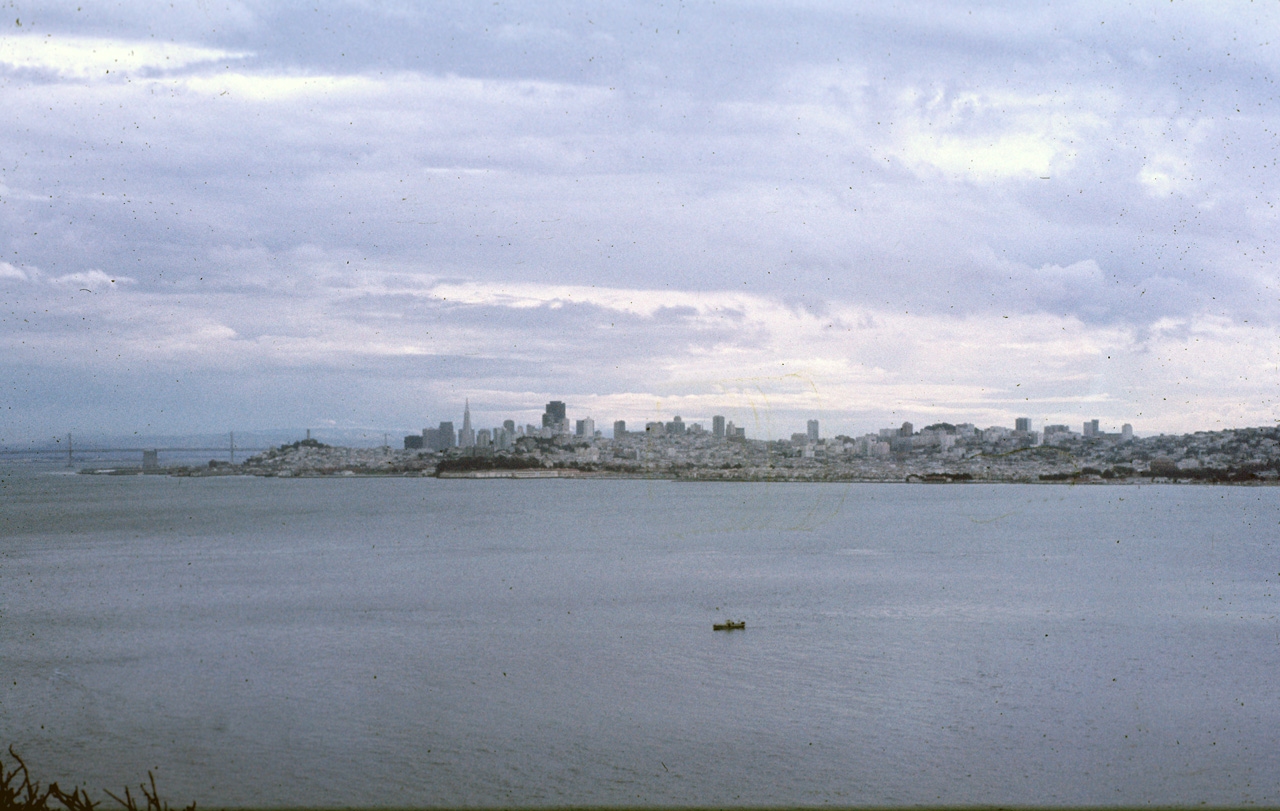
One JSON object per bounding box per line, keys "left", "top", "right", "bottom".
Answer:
{"left": 2, "top": 468, "right": 1278, "bottom": 806}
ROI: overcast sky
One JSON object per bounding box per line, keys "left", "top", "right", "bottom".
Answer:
{"left": 2, "top": 0, "right": 1279, "bottom": 443}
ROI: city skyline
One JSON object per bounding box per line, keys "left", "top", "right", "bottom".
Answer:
{"left": 0, "top": 395, "right": 1197, "bottom": 450}
{"left": 4, "top": 3, "right": 1280, "bottom": 443}
{"left": 0, "top": 402, "right": 1165, "bottom": 451}
{"left": 408, "top": 398, "right": 1144, "bottom": 446}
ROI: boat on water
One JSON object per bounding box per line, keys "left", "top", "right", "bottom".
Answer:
{"left": 712, "top": 620, "right": 746, "bottom": 631}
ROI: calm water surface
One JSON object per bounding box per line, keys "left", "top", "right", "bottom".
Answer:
{"left": 2, "top": 468, "right": 1278, "bottom": 806}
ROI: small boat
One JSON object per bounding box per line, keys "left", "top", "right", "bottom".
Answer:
{"left": 712, "top": 620, "right": 746, "bottom": 631}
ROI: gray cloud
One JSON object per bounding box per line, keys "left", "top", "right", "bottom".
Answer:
{"left": 3, "top": 1, "right": 1280, "bottom": 440}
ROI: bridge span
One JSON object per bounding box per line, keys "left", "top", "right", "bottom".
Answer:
{"left": 0, "top": 443, "right": 270, "bottom": 467}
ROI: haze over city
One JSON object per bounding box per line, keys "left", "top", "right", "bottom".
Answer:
{"left": 3, "top": 1, "right": 1280, "bottom": 444}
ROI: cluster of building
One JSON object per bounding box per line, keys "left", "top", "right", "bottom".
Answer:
{"left": 209, "top": 399, "right": 1278, "bottom": 482}
{"left": 404, "top": 399, "right": 1140, "bottom": 457}
{"left": 403, "top": 400, "right": 749, "bottom": 452}
{"left": 825, "top": 417, "right": 1134, "bottom": 458}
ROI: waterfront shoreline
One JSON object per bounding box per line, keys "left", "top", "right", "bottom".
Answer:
{"left": 67, "top": 423, "right": 1280, "bottom": 485}
{"left": 74, "top": 464, "right": 1280, "bottom": 485}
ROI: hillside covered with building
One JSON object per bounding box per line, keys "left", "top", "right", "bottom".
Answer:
{"left": 200, "top": 400, "right": 1280, "bottom": 483}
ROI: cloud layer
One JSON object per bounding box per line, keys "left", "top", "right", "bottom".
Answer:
{"left": 3, "top": 2, "right": 1279, "bottom": 441}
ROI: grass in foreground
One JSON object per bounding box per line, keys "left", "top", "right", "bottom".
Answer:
{"left": 1, "top": 747, "right": 194, "bottom": 811}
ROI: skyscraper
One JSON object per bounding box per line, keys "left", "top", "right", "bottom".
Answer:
{"left": 712, "top": 415, "right": 725, "bottom": 438}
{"left": 435, "top": 421, "right": 456, "bottom": 450}
{"left": 458, "top": 399, "right": 476, "bottom": 447}
{"left": 542, "top": 401, "right": 567, "bottom": 433}
{"left": 807, "top": 420, "right": 819, "bottom": 442}
{"left": 1015, "top": 417, "right": 1031, "bottom": 433}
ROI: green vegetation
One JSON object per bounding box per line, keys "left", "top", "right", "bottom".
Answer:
{"left": 1140, "top": 464, "right": 1268, "bottom": 483}
{"left": 434, "top": 454, "right": 545, "bottom": 473}
{"left": 276, "top": 438, "right": 328, "bottom": 452}
{"left": 1037, "top": 462, "right": 1268, "bottom": 482}
{"left": 907, "top": 472, "right": 974, "bottom": 483}
{"left": 1, "top": 747, "right": 193, "bottom": 811}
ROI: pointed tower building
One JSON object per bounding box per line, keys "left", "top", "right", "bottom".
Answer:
{"left": 458, "top": 399, "right": 476, "bottom": 448}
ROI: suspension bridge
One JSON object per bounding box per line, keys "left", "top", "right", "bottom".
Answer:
{"left": 0, "top": 433, "right": 271, "bottom": 467}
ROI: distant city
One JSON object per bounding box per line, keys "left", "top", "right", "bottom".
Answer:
{"left": 401, "top": 398, "right": 1136, "bottom": 453}
{"left": 193, "top": 399, "right": 1280, "bottom": 483}
{"left": 403, "top": 399, "right": 757, "bottom": 451}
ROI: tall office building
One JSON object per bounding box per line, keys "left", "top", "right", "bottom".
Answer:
{"left": 542, "top": 401, "right": 567, "bottom": 433}
{"left": 430, "top": 421, "right": 456, "bottom": 450}
{"left": 807, "top": 420, "right": 820, "bottom": 442}
{"left": 613, "top": 420, "right": 627, "bottom": 438}
{"left": 458, "top": 399, "right": 476, "bottom": 448}
{"left": 1015, "top": 417, "right": 1031, "bottom": 433}
{"left": 900, "top": 421, "right": 914, "bottom": 437}
{"left": 575, "top": 417, "right": 595, "bottom": 437}
{"left": 1084, "top": 419, "right": 1100, "bottom": 437}
{"left": 712, "top": 415, "right": 725, "bottom": 438}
